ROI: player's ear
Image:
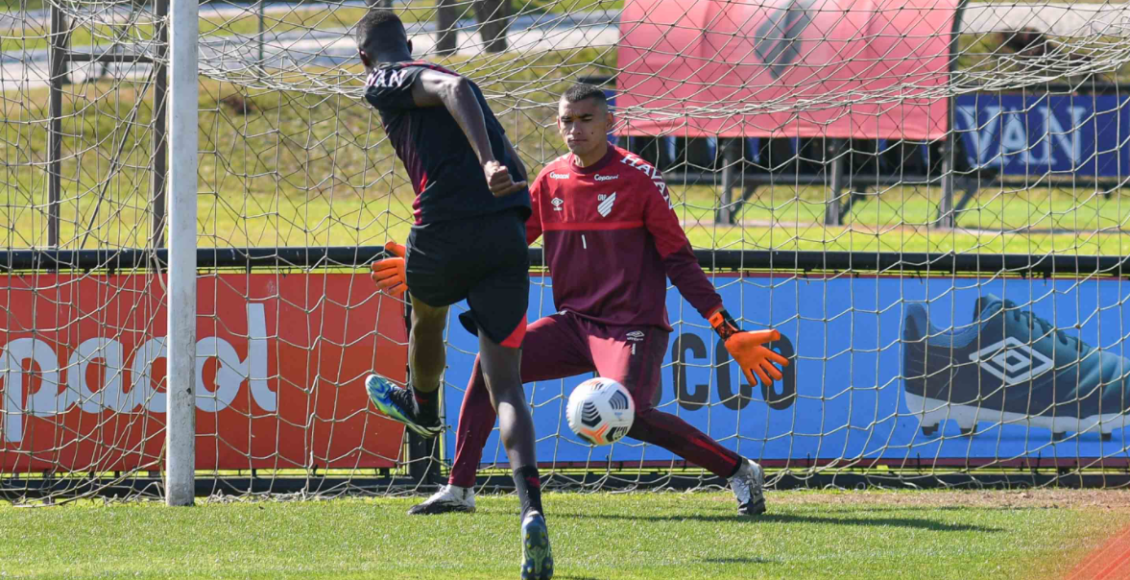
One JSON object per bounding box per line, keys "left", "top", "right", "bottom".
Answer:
{"left": 407, "top": 39, "right": 413, "bottom": 55}
{"left": 358, "top": 49, "right": 371, "bottom": 68}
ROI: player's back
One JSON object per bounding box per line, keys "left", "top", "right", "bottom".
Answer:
{"left": 364, "top": 61, "right": 529, "bottom": 225}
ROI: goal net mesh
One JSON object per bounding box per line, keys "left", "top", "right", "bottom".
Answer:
{"left": 1, "top": 0, "right": 1130, "bottom": 503}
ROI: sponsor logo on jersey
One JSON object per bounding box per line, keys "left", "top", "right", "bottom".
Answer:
{"left": 626, "top": 330, "right": 645, "bottom": 342}
{"left": 551, "top": 197, "right": 565, "bottom": 211}
{"left": 597, "top": 192, "right": 617, "bottom": 217}
{"left": 549, "top": 172, "right": 570, "bottom": 180}
{"left": 594, "top": 173, "right": 619, "bottom": 181}
{"left": 968, "top": 336, "right": 1054, "bottom": 385}
{"left": 621, "top": 154, "right": 672, "bottom": 208}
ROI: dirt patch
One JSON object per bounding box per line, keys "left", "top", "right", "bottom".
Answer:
{"left": 762, "top": 488, "right": 1130, "bottom": 510}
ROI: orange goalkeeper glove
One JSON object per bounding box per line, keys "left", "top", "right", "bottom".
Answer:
{"left": 370, "top": 241, "right": 407, "bottom": 297}
{"left": 709, "top": 309, "right": 789, "bottom": 387}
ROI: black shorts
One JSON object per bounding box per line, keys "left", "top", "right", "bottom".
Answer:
{"left": 406, "top": 209, "right": 529, "bottom": 346}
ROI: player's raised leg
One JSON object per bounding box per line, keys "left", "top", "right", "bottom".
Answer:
{"left": 364, "top": 295, "right": 446, "bottom": 437}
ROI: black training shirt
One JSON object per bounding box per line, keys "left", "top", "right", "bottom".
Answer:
{"left": 364, "top": 61, "right": 531, "bottom": 225}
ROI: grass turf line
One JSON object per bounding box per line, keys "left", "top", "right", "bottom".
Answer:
{"left": 0, "top": 491, "right": 1126, "bottom": 579}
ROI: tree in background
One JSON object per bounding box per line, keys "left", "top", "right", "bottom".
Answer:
{"left": 436, "top": 0, "right": 511, "bottom": 55}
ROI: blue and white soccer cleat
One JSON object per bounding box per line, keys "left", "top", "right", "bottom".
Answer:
{"left": 364, "top": 374, "right": 442, "bottom": 438}
{"left": 902, "top": 295, "right": 1130, "bottom": 440}
{"left": 520, "top": 511, "right": 554, "bottom": 580}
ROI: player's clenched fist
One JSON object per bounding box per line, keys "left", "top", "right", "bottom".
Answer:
{"left": 483, "top": 160, "right": 527, "bottom": 197}
{"left": 371, "top": 241, "right": 407, "bottom": 297}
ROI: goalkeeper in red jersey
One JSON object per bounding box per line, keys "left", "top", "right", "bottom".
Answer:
{"left": 373, "top": 84, "right": 788, "bottom": 517}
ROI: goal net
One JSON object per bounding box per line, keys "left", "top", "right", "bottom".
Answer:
{"left": 2, "top": 0, "right": 1130, "bottom": 503}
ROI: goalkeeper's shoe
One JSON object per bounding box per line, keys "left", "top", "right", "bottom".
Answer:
{"left": 902, "top": 295, "right": 1130, "bottom": 439}
{"left": 408, "top": 484, "right": 476, "bottom": 515}
{"left": 364, "top": 374, "right": 442, "bottom": 438}
{"left": 520, "top": 511, "right": 554, "bottom": 580}
{"left": 729, "top": 459, "right": 767, "bottom": 516}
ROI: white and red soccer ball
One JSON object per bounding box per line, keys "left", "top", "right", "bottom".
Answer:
{"left": 566, "top": 377, "right": 635, "bottom": 446}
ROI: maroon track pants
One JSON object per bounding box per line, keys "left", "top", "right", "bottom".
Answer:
{"left": 449, "top": 311, "right": 742, "bottom": 487}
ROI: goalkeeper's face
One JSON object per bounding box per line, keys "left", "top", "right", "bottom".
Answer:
{"left": 558, "top": 97, "right": 612, "bottom": 159}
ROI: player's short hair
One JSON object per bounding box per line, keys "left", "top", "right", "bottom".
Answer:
{"left": 357, "top": 9, "right": 407, "bottom": 56}
{"left": 561, "top": 83, "right": 608, "bottom": 110}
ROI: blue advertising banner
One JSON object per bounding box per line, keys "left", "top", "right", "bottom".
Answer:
{"left": 954, "top": 93, "right": 1130, "bottom": 177}
{"left": 443, "top": 274, "right": 1130, "bottom": 467}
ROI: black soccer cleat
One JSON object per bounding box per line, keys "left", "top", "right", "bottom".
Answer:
{"left": 902, "top": 295, "right": 1130, "bottom": 439}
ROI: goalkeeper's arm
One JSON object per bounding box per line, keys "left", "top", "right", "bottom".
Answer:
{"left": 640, "top": 171, "right": 788, "bottom": 386}
{"left": 662, "top": 247, "right": 789, "bottom": 386}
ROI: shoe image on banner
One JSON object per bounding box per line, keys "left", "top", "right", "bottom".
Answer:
{"left": 901, "top": 295, "right": 1130, "bottom": 440}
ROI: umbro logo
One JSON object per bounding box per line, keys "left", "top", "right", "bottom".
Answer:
{"left": 549, "top": 172, "right": 569, "bottom": 180}
{"left": 597, "top": 192, "right": 616, "bottom": 217}
{"left": 551, "top": 197, "right": 564, "bottom": 211}
{"left": 968, "top": 337, "right": 1054, "bottom": 386}
{"left": 626, "top": 330, "right": 645, "bottom": 342}
{"left": 594, "top": 173, "right": 619, "bottom": 181}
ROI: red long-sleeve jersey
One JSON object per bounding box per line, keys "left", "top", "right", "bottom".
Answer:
{"left": 526, "top": 146, "right": 723, "bottom": 331}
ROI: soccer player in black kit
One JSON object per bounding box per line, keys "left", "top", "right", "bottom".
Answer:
{"left": 356, "top": 10, "right": 553, "bottom": 579}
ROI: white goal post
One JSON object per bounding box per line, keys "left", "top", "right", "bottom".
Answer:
{"left": 165, "top": 0, "right": 200, "bottom": 507}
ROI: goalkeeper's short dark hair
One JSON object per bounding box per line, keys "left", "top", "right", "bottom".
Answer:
{"left": 357, "top": 9, "right": 407, "bottom": 56}
{"left": 562, "top": 83, "right": 608, "bottom": 109}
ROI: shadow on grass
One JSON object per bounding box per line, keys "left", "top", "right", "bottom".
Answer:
{"left": 554, "top": 511, "right": 1000, "bottom": 532}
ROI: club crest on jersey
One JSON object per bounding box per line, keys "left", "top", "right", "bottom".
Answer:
{"left": 594, "top": 173, "right": 619, "bottom": 181}
{"left": 597, "top": 192, "right": 617, "bottom": 217}
{"left": 551, "top": 197, "right": 565, "bottom": 211}
{"left": 549, "top": 172, "right": 569, "bottom": 180}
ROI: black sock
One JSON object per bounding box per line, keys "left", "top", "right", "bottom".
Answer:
{"left": 413, "top": 388, "right": 439, "bottom": 424}
{"left": 727, "top": 458, "right": 744, "bottom": 479}
{"left": 512, "top": 465, "right": 544, "bottom": 519}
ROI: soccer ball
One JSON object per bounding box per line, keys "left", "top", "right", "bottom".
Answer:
{"left": 566, "top": 377, "right": 635, "bottom": 446}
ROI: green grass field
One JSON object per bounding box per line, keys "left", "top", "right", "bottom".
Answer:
{"left": 0, "top": 490, "right": 1126, "bottom": 579}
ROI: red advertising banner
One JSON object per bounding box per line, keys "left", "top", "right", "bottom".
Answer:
{"left": 616, "top": 0, "right": 957, "bottom": 139}
{"left": 0, "top": 273, "right": 407, "bottom": 472}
